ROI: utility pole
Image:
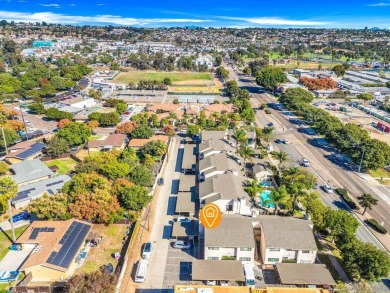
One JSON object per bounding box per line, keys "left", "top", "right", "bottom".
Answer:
{"left": 18, "top": 101, "right": 29, "bottom": 141}
{"left": 8, "top": 200, "right": 16, "bottom": 243}
{"left": 1, "top": 127, "right": 7, "bottom": 155}
{"left": 358, "top": 148, "right": 366, "bottom": 173}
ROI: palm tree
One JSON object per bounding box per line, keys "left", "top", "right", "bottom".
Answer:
{"left": 358, "top": 193, "right": 378, "bottom": 215}
{"left": 239, "top": 145, "right": 254, "bottom": 166}
{"left": 264, "top": 185, "right": 289, "bottom": 215}
{"left": 272, "top": 150, "right": 288, "bottom": 170}
{"left": 244, "top": 179, "right": 263, "bottom": 198}
{"left": 233, "top": 129, "right": 247, "bottom": 150}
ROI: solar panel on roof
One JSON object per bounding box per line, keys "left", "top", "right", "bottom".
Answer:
{"left": 47, "top": 189, "right": 54, "bottom": 195}
{"left": 16, "top": 143, "right": 45, "bottom": 159}
{"left": 29, "top": 227, "right": 56, "bottom": 240}
{"left": 46, "top": 180, "right": 64, "bottom": 187}
{"left": 47, "top": 222, "right": 91, "bottom": 268}
{"left": 17, "top": 188, "right": 36, "bottom": 197}
{"left": 12, "top": 194, "right": 30, "bottom": 203}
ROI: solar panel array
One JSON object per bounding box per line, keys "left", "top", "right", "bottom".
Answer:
{"left": 47, "top": 221, "right": 91, "bottom": 269}
{"left": 29, "top": 227, "right": 55, "bottom": 240}
{"left": 16, "top": 143, "right": 45, "bottom": 159}
{"left": 13, "top": 188, "right": 37, "bottom": 203}
{"left": 46, "top": 180, "right": 64, "bottom": 187}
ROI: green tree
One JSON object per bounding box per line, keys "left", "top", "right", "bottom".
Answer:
{"left": 233, "top": 129, "right": 247, "bottom": 149}
{"left": 129, "top": 165, "right": 153, "bottom": 187}
{"left": 197, "top": 110, "right": 207, "bottom": 128}
{"left": 131, "top": 124, "right": 154, "bottom": 139}
{"left": 0, "top": 161, "right": 9, "bottom": 174}
{"left": 215, "top": 55, "right": 222, "bottom": 66}
{"left": 357, "top": 93, "right": 373, "bottom": 104}
{"left": 244, "top": 179, "right": 263, "bottom": 198}
{"left": 358, "top": 193, "right": 378, "bottom": 215}
{"left": 256, "top": 66, "right": 287, "bottom": 92}
{"left": 57, "top": 122, "right": 91, "bottom": 146}
{"left": 115, "top": 102, "right": 127, "bottom": 115}
{"left": 46, "top": 108, "right": 73, "bottom": 121}
{"left": 279, "top": 88, "right": 314, "bottom": 106}
{"left": 98, "top": 112, "right": 121, "bottom": 127}
{"left": 239, "top": 145, "right": 254, "bottom": 165}
{"left": 0, "top": 177, "right": 17, "bottom": 214}
{"left": 27, "top": 193, "right": 70, "bottom": 220}
{"left": 118, "top": 185, "right": 151, "bottom": 211}
{"left": 272, "top": 150, "right": 289, "bottom": 169}
{"left": 28, "top": 103, "right": 46, "bottom": 114}
{"left": 84, "top": 151, "right": 130, "bottom": 180}
{"left": 46, "top": 136, "right": 69, "bottom": 157}
{"left": 141, "top": 140, "right": 166, "bottom": 157}
{"left": 0, "top": 128, "right": 19, "bottom": 150}
{"left": 187, "top": 125, "right": 200, "bottom": 136}
{"left": 325, "top": 209, "right": 359, "bottom": 248}
{"left": 264, "top": 185, "right": 289, "bottom": 214}
{"left": 162, "top": 77, "right": 172, "bottom": 86}
{"left": 332, "top": 64, "right": 346, "bottom": 77}
{"left": 216, "top": 66, "right": 229, "bottom": 79}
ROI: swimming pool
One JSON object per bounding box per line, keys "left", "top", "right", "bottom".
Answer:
{"left": 259, "top": 190, "right": 275, "bottom": 208}
{"left": 260, "top": 181, "right": 271, "bottom": 187}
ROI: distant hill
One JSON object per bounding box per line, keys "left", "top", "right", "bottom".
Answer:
{"left": 371, "top": 27, "right": 381, "bottom": 31}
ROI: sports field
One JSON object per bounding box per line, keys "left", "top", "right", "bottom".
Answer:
{"left": 113, "top": 71, "right": 212, "bottom": 84}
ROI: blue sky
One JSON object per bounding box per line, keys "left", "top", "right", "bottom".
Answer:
{"left": 0, "top": 0, "right": 390, "bottom": 28}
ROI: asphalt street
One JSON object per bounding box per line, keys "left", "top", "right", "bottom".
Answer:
{"left": 227, "top": 67, "right": 390, "bottom": 291}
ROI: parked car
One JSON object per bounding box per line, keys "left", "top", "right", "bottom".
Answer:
{"left": 158, "top": 178, "right": 164, "bottom": 186}
{"left": 301, "top": 159, "right": 310, "bottom": 167}
{"left": 206, "top": 280, "right": 217, "bottom": 286}
{"left": 11, "top": 212, "right": 30, "bottom": 223}
{"left": 274, "top": 138, "right": 282, "bottom": 144}
{"left": 267, "top": 122, "right": 274, "bottom": 127}
{"left": 134, "top": 260, "right": 148, "bottom": 283}
{"left": 175, "top": 216, "right": 191, "bottom": 223}
{"left": 283, "top": 139, "right": 290, "bottom": 144}
{"left": 323, "top": 185, "right": 333, "bottom": 194}
{"left": 70, "top": 146, "right": 78, "bottom": 152}
{"left": 172, "top": 240, "right": 191, "bottom": 250}
{"left": 142, "top": 242, "right": 152, "bottom": 259}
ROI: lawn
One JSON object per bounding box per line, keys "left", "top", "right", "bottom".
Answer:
{"left": 75, "top": 224, "right": 128, "bottom": 275}
{"left": 368, "top": 168, "right": 390, "bottom": 179}
{"left": 0, "top": 225, "right": 29, "bottom": 260}
{"left": 44, "top": 158, "right": 77, "bottom": 175}
{"left": 88, "top": 135, "right": 103, "bottom": 141}
{"left": 113, "top": 71, "right": 212, "bottom": 84}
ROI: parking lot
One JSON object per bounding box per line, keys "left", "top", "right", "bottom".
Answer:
{"left": 163, "top": 242, "right": 198, "bottom": 288}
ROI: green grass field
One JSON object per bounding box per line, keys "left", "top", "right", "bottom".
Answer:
{"left": 44, "top": 158, "right": 77, "bottom": 175}
{"left": 0, "top": 225, "right": 28, "bottom": 260}
{"left": 113, "top": 71, "right": 212, "bottom": 84}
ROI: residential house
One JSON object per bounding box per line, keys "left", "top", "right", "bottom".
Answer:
{"left": 251, "top": 163, "right": 273, "bottom": 182}
{"left": 6, "top": 141, "right": 45, "bottom": 164}
{"left": 204, "top": 215, "right": 255, "bottom": 263}
{"left": 128, "top": 135, "right": 169, "bottom": 150}
{"left": 199, "top": 174, "right": 251, "bottom": 216}
{"left": 182, "top": 144, "right": 196, "bottom": 174}
{"left": 87, "top": 133, "right": 128, "bottom": 152}
{"left": 198, "top": 152, "right": 242, "bottom": 181}
{"left": 254, "top": 216, "right": 318, "bottom": 265}
{"left": 11, "top": 175, "right": 71, "bottom": 209}
{"left": 198, "top": 138, "right": 235, "bottom": 159}
{"left": 15, "top": 220, "right": 92, "bottom": 282}
{"left": 10, "top": 159, "right": 54, "bottom": 186}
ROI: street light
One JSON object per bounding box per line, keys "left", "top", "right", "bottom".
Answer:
{"left": 353, "top": 145, "right": 365, "bottom": 173}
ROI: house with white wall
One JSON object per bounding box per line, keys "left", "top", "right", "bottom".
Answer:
{"left": 204, "top": 215, "right": 255, "bottom": 263}
{"left": 199, "top": 173, "right": 251, "bottom": 216}
{"left": 254, "top": 216, "right": 317, "bottom": 265}
{"left": 198, "top": 152, "right": 242, "bottom": 181}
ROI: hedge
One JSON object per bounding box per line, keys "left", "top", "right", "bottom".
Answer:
{"left": 336, "top": 188, "right": 358, "bottom": 210}
{"left": 367, "top": 219, "right": 387, "bottom": 234}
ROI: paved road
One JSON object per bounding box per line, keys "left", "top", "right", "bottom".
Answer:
{"left": 227, "top": 67, "right": 390, "bottom": 291}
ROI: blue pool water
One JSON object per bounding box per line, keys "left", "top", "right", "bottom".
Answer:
{"left": 259, "top": 190, "right": 275, "bottom": 208}
{"left": 260, "top": 181, "right": 271, "bottom": 187}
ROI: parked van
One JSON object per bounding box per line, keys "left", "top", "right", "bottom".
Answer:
{"left": 134, "top": 260, "right": 148, "bottom": 283}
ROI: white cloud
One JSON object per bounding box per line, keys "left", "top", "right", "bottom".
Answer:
{"left": 367, "top": 1, "right": 390, "bottom": 6}
{"left": 69, "top": 4, "right": 76, "bottom": 6}
{"left": 0, "top": 10, "right": 211, "bottom": 26}
{"left": 220, "top": 16, "right": 330, "bottom": 26}
{"left": 97, "top": 3, "right": 105, "bottom": 5}
{"left": 39, "top": 4, "right": 60, "bottom": 7}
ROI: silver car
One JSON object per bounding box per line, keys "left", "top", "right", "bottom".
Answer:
{"left": 172, "top": 240, "right": 191, "bottom": 250}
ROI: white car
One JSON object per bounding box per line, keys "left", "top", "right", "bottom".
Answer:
{"left": 323, "top": 185, "right": 333, "bottom": 194}
{"left": 302, "top": 159, "right": 310, "bottom": 167}
{"left": 142, "top": 242, "right": 152, "bottom": 259}
{"left": 172, "top": 240, "right": 191, "bottom": 250}
{"left": 283, "top": 139, "right": 290, "bottom": 144}
{"left": 206, "top": 280, "right": 217, "bottom": 286}
{"left": 175, "top": 216, "right": 191, "bottom": 223}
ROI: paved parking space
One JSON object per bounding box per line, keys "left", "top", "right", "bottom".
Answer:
{"left": 163, "top": 242, "right": 198, "bottom": 288}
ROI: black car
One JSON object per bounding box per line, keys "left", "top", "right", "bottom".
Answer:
{"left": 267, "top": 122, "right": 274, "bottom": 127}
{"left": 158, "top": 178, "right": 164, "bottom": 186}
{"left": 274, "top": 138, "right": 282, "bottom": 144}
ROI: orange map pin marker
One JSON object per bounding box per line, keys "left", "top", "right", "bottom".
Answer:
{"left": 200, "top": 203, "right": 222, "bottom": 229}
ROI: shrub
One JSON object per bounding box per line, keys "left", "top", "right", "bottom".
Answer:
{"left": 282, "top": 259, "right": 297, "bottom": 263}
{"left": 264, "top": 109, "right": 271, "bottom": 114}
{"left": 221, "top": 256, "right": 236, "bottom": 260}
{"left": 367, "top": 219, "right": 387, "bottom": 234}
{"left": 336, "top": 188, "right": 358, "bottom": 210}
{"left": 0, "top": 162, "right": 9, "bottom": 174}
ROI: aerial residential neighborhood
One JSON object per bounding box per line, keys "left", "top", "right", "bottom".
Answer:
{"left": 0, "top": 4, "right": 390, "bottom": 293}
